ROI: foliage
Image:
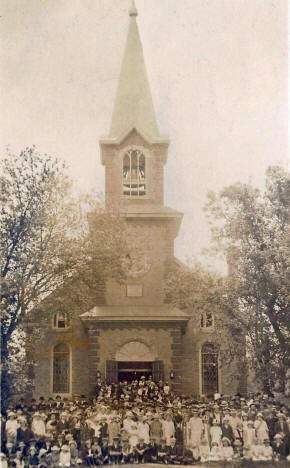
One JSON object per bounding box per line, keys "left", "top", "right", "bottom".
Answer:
{"left": 165, "top": 260, "right": 247, "bottom": 388}
{"left": 204, "top": 166, "right": 290, "bottom": 392}
{"left": 0, "top": 147, "right": 128, "bottom": 403}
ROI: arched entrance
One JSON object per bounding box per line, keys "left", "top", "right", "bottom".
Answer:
{"left": 106, "top": 341, "right": 164, "bottom": 383}
{"left": 117, "top": 341, "right": 154, "bottom": 381}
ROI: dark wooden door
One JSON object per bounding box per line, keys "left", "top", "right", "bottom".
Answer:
{"left": 152, "top": 360, "right": 164, "bottom": 382}
{"left": 106, "top": 360, "right": 118, "bottom": 384}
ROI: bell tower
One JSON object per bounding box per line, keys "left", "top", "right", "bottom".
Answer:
{"left": 99, "top": 1, "right": 183, "bottom": 306}
{"left": 99, "top": 1, "right": 171, "bottom": 211}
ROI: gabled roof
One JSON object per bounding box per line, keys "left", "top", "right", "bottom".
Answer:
{"left": 109, "top": 4, "right": 160, "bottom": 140}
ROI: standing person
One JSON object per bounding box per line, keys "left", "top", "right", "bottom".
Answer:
{"left": 5, "top": 412, "right": 19, "bottom": 445}
{"left": 17, "top": 421, "right": 33, "bottom": 445}
{"left": 108, "top": 416, "right": 120, "bottom": 445}
{"left": 161, "top": 413, "right": 175, "bottom": 445}
{"left": 254, "top": 413, "right": 269, "bottom": 443}
{"left": 243, "top": 420, "right": 256, "bottom": 448}
{"left": 221, "top": 418, "right": 234, "bottom": 444}
{"left": 59, "top": 445, "right": 71, "bottom": 468}
{"left": 150, "top": 414, "right": 163, "bottom": 444}
{"left": 188, "top": 410, "right": 203, "bottom": 449}
{"left": 274, "top": 413, "right": 289, "bottom": 440}
{"left": 209, "top": 419, "right": 222, "bottom": 447}
{"left": 137, "top": 416, "right": 150, "bottom": 444}
{"left": 31, "top": 412, "right": 46, "bottom": 441}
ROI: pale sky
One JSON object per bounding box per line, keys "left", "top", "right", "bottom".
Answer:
{"left": 1, "top": 0, "right": 288, "bottom": 269}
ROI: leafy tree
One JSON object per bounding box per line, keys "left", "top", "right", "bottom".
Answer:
{"left": 165, "top": 260, "right": 247, "bottom": 390}
{"left": 204, "top": 166, "right": 290, "bottom": 393}
{"left": 0, "top": 147, "right": 127, "bottom": 404}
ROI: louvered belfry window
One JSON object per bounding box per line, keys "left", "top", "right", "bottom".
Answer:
{"left": 201, "top": 343, "right": 219, "bottom": 395}
{"left": 123, "top": 149, "right": 146, "bottom": 197}
{"left": 53, "top": 343, "right": 70, "bottom": 393}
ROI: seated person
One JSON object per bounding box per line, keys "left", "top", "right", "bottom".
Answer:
{"left": 135, "top": 437, "right": 148, "bottom": 463}
{"left": 108, "top": 436, "right": 122, "bottom": 464}
{"left": 121, "top": 439, "right": 133, "bottom": 464}
{"left": 144, "top": 437, "right": 158, "bottom": 463}
{"left": 220, "top": 437, "right": 234, "bottom": 461}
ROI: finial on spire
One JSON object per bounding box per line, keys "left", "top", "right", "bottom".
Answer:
{"left": 129, "top": 0, "right": 138, "bottom": 17}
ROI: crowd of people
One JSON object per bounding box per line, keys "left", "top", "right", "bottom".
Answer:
{"left": 2, "top": 376, "right": 290, "bottom": 467}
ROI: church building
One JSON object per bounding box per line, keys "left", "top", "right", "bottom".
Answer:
{"left": 28, "top": 3, "right": 246, "bottom": 399}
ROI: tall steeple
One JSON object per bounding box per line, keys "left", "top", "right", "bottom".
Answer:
{"left": 109, "top": 0, "right": 160, "bottom": 140}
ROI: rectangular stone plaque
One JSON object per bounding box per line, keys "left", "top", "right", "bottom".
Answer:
{"left": 126, "top": 284, "right": 143, "bottom": 297}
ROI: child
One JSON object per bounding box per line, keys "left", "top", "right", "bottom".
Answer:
{"left": 59, "top": 444, "right": 71, "bottom": 468}
{"left": 121, "top": 439, "right": 133, "bottom": 464}
{"left": 210, "top": 419, "right": 222, "bottom": 447}
{"left": 208, "top": 441, "right": 222, "bottom": 461}
{"left": 260, "top": 439, "right": 273, "bottom": 461}
{"left": 220, "top": 437, "right": 234, "bottom": 461}
{"left": 233, "top": 438, "right": 243, "bottom": 459}
{"left": 199, "top": 438, "right": 210, "bottom": 463}
{"left": 108, "top": 436, "right": 122, "bottom": 464}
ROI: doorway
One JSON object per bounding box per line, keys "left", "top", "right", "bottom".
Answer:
{"left": 118, "top": 361, "right": 152, "bottom": 382}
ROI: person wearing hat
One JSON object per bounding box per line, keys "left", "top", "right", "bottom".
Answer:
{"left": 145, "top": 436, "right": 158, "bottom": 463}
{"left": 68, "top": 440, "right": 79, "bottom": 463}
{"left": 121, "top": 438, "right": 134, "bottom": 464}
{"left": 56, "top": 412, "right": 69, "bottom": 435}
{"left": 31, "top": 412, "right": 46, "bottom": 440}
{"left": 47, "top": 445, "right": 60, "bottom": 466}
{"left": 135, "top": 436, "right": 149, "bottom": 464}
{"left": 137, "top": 415, "right": 150, "bottom": 444}
{"left": 37, "top": 448, "right": 48, "bottom": 468}
{"left": 220, "top": 436, "right": 234, "bottom": 461}
{"left": 108, "top": 415, "right": 120, "bottom": 445}
{"left": 161, "top": 412, "right": 175, "bottom": 446}
{"left": 45, "top": 412, "right": 58, "bottom": 439}
{"left": 188, "top": 410, "right": 203, "bottom": 450}
{"left": 208, "top": 440, "right": 222, "bottom": 461}
{"left": 108, "top": 436, "right": 122, "bottom": 464}
{"left": 27, "top": 445, "right": 39, "bottom": 467}
{"left": 259, "top": 438, "right": 273, "bottom": 461}
{"left": 274, "top": 412, "right": 289, "bottom": 441}
{"left": 254, "top": 412, "right": 269, "bottom": 443}
{"left": 273, "top": 433, "right": 287, "bottom": 459}
{"left": 243, "top": 420, "right": 256, "bottom": 448}
{"left": 221, "top": 417, "right": 234, "bottom": 445}
{"left": 209, "top": 419, "right": 222, "bottom": 447}
{"left": 5, "top": 412, "right": 19, "bottom": 445}
{"left": 16, "top": 420, "right": 33, "bottom": 445}
{"left": 91, "top": 439, "right": 102, "bottom": 466}
{"left": 59, "top": 444, "right": 71, "bottom": 468}
{"left": 233, "top": 438, "right": 243, "bottom": 459}
{"left": 156, "top": 438, "right": 168, "bottom": 464}
{"left": 149, "top": 413, "right": 163, "bottom": 445}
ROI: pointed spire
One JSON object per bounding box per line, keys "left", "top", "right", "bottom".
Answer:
{"left": 129, "top": 0, "right": 138, "bottom": 17}
{"left": 109, "top": 1, "right": 160, "bottom": 140}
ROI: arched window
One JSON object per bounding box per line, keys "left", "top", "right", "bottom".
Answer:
{"left": 52, "top": 312, "right": 69, "bottom": 329}
{"left": 201, "top": 343, "right": 219, "bottom": 395}
{"left": 123, "top": 149, "right": 146, "bottom": 197}
{"left": 200, "top": 311, "right": 214, "bottom": 329}
{"left": 53, "top": 343, "right": 70, "bottom": 393}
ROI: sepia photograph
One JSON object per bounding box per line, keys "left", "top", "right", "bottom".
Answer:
{"left": 1, "top": 0, "right": 289, "bottom": 467}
